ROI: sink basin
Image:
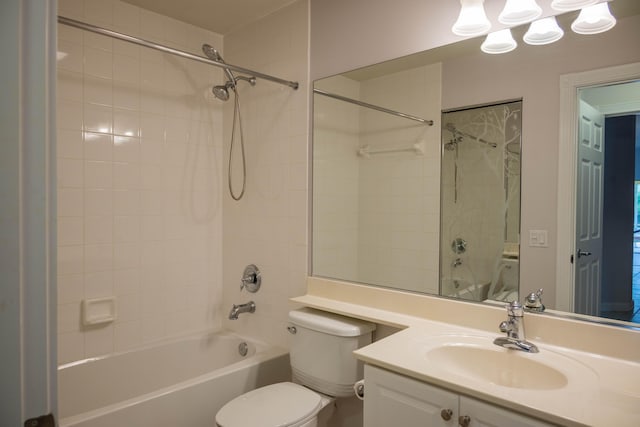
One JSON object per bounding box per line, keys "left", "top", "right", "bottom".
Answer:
{"left": 427, "top": 343, "right": 568, "bottom": 390}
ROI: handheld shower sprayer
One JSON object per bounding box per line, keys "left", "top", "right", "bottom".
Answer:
{"left": 202, "top": 44, "right": 257, "bottom": 101}
{"left": 202, "top": 43, "right": 236, "bottom": 84}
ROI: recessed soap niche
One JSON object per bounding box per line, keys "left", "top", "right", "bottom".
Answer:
{"left": 82, "top": 297, "right": 117, "bottom": 326}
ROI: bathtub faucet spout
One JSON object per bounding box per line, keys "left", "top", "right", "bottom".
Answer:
{"left": 228, "top": 301, "right": 256, "bottom": 320}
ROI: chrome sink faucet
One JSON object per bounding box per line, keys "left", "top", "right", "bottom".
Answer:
{"left": 493, "top": 300, "right": 539, "bottom": 353}
{"left": 228, "top": 301, "right": 256, "bottom": 320}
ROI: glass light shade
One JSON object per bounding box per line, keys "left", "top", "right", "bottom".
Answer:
{"left": 452, "top": 0, "right": 491, "bottom": 36}
{"left": 481, "top": 29, "right": 517, "bottom": 54}
{"left": 523, "top": 17, "right": 564, "bottom": 45}
{"left": 499, "top": 0, "right": 542, "bottom": 25}
{"left": 551, "top": 0, "right": 598, "bottom": 12}
{"left": 571, "top": 2, "right": 616, "bottom": 34}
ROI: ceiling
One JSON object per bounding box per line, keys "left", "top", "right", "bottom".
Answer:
{"left": 122, "top": 0, "right": 296, "bottom": 34}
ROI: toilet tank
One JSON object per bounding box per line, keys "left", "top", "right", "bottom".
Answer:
{"left": 288, "top": 308, "right": 376, "bottom": 398}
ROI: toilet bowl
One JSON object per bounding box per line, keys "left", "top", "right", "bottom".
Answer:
{"left": 215, "top": 308, "right": 376, "bottom": 427}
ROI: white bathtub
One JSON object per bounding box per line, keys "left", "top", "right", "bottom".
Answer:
{"left": 58, "top": 331, "right": 290, "bottom": 427}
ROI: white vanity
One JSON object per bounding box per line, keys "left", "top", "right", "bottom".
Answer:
{"left": 365, "top": 364, "right": 552, "bottom": 426}
{"left": 292, "top": 277, "right": 640, "bottom": 427}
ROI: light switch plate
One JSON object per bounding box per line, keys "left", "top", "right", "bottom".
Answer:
{"left": 529, "top": 230, "right": 548, "bottom": 247}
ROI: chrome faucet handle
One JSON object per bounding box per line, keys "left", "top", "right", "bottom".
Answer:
{"left": 498, "top": 321, "right": 510, "bottom": 333}
{"left": 506, "top": 300, "right": 523, "bottom": 317}
{"left": 240, "top": 264, "right": 261, "bottom": 293}
{"left": 524, "top": 288, "right": 545, "bottom": 312}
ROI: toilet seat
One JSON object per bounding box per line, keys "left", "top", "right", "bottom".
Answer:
{"left": 215, "top": 382, "right": 322, "bottom": 427}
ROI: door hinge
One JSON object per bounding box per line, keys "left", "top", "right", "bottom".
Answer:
{"left": 24, "top": 413, "right": 55, "bottom": 427}
{"left": 570, "top": 254, "right": 574, "bottom": 264}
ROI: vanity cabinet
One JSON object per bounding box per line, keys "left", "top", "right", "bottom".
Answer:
{"left": 364, "top": 365, "right": 554, "bottom": 427}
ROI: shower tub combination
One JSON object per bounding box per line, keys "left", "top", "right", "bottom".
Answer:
{"left": 58, "top": 331, "right": 290, "bottom": 427}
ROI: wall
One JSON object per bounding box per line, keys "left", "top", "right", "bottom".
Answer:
{"left": 221, "top": 0, "right": 309, "bottom": 349}
{"left": 309, "top": 0, "right": 563, "bottom": 80}
{"left": 56, "top": 0, "right": 225, "bottom": 363}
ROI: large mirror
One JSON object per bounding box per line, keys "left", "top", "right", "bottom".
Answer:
{"left": 312, "top": 0, "right": 640, "bottom": 325}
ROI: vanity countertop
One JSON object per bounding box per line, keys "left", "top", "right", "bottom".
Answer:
{"left": 292, "top": 278, "right": 640, "bottom": 427}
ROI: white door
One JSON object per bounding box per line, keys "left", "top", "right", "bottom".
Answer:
{"left": 574, "top": 100, "right": 605, "bottom": 316}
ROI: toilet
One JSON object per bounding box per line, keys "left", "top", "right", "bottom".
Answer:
{"left": 215, "top": 308, "right": 376, "bottom": 427}
{"left": 488, "top": 257, "right": 519, "bottom": 302}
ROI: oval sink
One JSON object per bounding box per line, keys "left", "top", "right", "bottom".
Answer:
{"left": 427, "top": 343, "right": 568, "bottom": 390}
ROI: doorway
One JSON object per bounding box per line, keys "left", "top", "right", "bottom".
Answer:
{"left": 576, "top": 82, "right": 640, "bottom": 321}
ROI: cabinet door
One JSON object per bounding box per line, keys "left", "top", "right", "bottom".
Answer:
{"left": 364, "top": 365, "right": 458, "bottom": 427}
{"left": 459, "top": 396, "right": 555, "bottom": 427}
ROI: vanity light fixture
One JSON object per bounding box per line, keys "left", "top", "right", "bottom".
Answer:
{"left": 452, "top": 0, "right": 491, "bottom": 36}
{"left": 481, "top": 29, "right": 518, "bottom": 54}
{"left": 550, "top": 0, "right": 598, "bottom": 11}
{"left": 498, "top": 0, "right": 542, "bottom": 26}
{"left": 571, "top": 2, "right": 616, "bottom": 34}
{"left": 523, "top": 16, "right": 564, "bottom": 45}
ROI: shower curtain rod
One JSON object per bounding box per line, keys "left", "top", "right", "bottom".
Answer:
{"left": 57, "top": 16, "right": 299, "bottom": 90}
{"left": 313, "top": 88, "right": 433, "bottom": 125}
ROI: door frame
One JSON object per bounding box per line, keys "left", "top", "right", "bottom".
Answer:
{"left": 0, "top": 0, "right": 58, "bottom": 424}
{"left": 556, "top": 62, "right": 640, "bottom": 312}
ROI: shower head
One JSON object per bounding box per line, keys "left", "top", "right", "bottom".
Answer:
{"left": 202, "top": 43, "right": 236, "bottom": 84}
{"left": 202, "top": 43, "right": 223, "bottom": 62}
{"left": 212, "top": 81, "right": 236, "bottom": 101}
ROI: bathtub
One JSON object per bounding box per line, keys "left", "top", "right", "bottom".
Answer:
{"left": 58, "top": 331, "right": 291, "bottom": 427}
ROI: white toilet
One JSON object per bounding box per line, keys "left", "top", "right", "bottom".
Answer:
{"left": 215, "top": 308, "right": 376, "bottom": 427}
{"left": 488, "top": 257, "right": 519, "bottom": 302}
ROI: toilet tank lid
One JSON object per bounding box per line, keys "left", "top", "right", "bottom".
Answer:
{"left": 289, "top": 308, "right": 376, "bottom": 337}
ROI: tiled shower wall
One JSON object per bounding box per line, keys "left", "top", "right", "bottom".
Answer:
{"left": 221, "top": 0, "right": 309, "bottom": 349}
{"left": 56, "top": 0, "right": 226, "bottom": 364}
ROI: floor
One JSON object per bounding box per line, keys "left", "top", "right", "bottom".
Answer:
{"left": 600, "top": 250, "right": 640, "bottom": 323}
{"left": 631, "top": 251, "right": 640, "bottom": 323}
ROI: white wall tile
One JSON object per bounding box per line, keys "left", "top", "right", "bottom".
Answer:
{"left": 58, "top": 0, "right": 226, "bottom": 362}
{"left": 58, "top": 129, "right": 84, "bottom": 159}
{"left": 58, "top": 274, "right": 84, "bottom": 304}
{"left": 84, "top": 160, "right": 113, "bottom": 188}
{"left": 58, "top": 216, "right": 84, "bottom": 246}
{"left": 84, "top": 132, "right": 113, "bottom": 161}
{"left": 84, "top": 48, "right": 113, "bottom": 79}
{"left": 85, "top": 215, "right": 113, "bottom": 244}
{"left": 84, "top": 104, "right": 113, "bottom": 134}
{"left": 58, "top": 331, "right": 85, "bottom": 365}
{"left": 84, "top": 244, "right": 114, "bottom": 273}
{"left": 84, "top": 189, "right": 113, "bottom": 215}
{"left": 84, "top": 324, "right": 114, "bottom": 358}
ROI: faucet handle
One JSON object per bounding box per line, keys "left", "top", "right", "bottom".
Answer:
{"left": 506, "top": 300, "right": 523, "bottom": 317}
{"left": 524, "top": 288, "right": 545, "bottom": 312}
{"left": 240, "top": 264, "right": 261, "bottom": 293}
{"left": 499, "top": 321, "right": 510, "bottom": 333}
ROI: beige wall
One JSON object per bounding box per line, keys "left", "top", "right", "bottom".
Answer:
{"left": 310, "top": 0, "right": 564, "bottom": 80}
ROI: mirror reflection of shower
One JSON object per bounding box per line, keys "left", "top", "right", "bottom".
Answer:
{"left": 202, "top": 44, "right": 257, "bottom": 201}
{"left": 439, "top": 100, "right": 522, "bottom": 303}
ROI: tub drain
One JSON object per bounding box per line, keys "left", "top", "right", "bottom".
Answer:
{"left": 238, "top": 342, "right": 249, "bottom": 357}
